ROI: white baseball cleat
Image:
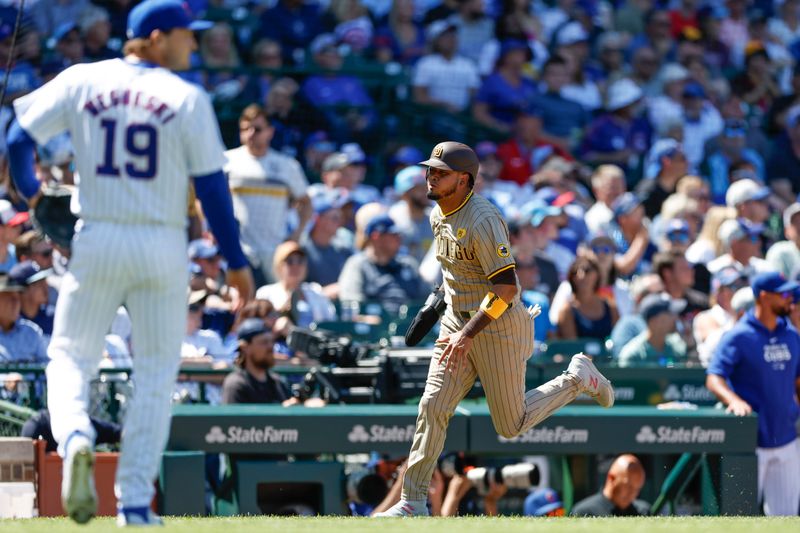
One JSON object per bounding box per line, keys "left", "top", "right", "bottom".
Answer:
{"left": 566, "top": 353, "right": 614, "bottom": 408}
{"left": 373, "top": 499, "right": 430, "bottom": 517}
{"left": 62, "top": 437, "right": 97, "bottom": 524}
{"left": 116, "top": 506, "right": 164, "bottom": 527}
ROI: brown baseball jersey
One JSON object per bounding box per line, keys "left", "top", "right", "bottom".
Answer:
{"left": 398, "top": 143, "right": 587, "bottom": 506}
{"left": 430, "top": 191, "right": 521, "bottom": 312}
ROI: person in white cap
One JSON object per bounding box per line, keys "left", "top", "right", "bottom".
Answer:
{"left": 412, "top": 20, "right": 479, "bottom": 114}
{"left": 708, "top": 218, "right": 772, "bottom": 276}
{"left": 726, "top": 178, "right": 771, "bottom": 226}
{"left": 580, "top": 78, "right": 652, "bottom": 176}
{"left": 766, "top": 202, "right": 800, "bottom": 281}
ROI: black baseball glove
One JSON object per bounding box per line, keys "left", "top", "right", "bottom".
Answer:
{"left": 405, "top": 286, "right": 447, "bottom": 347}
{"left": 32, "top": 185, "right": 78, "bottom": 249}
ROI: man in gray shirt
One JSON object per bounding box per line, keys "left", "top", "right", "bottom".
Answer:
{"left": 302, "top": 196, "right": 353, "bottom": 300}
{"left": 338, "top": 214, "right": 429, "bottom": 316}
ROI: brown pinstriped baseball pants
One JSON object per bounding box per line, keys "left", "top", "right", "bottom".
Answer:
{"left": 401, "top": 304, "right": 580, "bottom": 501}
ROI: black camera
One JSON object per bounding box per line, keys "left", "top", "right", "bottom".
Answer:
{"left": 286, "top": 327, "right": 372, "bottom": 366}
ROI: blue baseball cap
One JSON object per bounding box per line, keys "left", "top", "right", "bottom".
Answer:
{"left": 8, "top": 260, "right": 52, "bottom": 287}
{"left": 639, "top": 293, "right": 686, "bottom": 321}
{"left": 394, "top": 165, "right": 426, "bottom": 195}
{"left": 392, "top": 146, "right": 425, "bottom": 166}
{"left": 524, "top": 200, "right": 561, "bottom": 228}
{"left": 53, "top": 22, "right": 79, "bottom": 42}
{"left": 237, "top": 318, "right": 271, "bottom": 342}
{"left": 611, "top": 192, "right": 642, "bottom": 218}
{"left": 645, "top": 138, "right": 682, "bottom": 179}
{"left": 474, "top": 141, "right": 497, "bottom": 160}
{"left": 187, "top": 239, "right": 219, "bottom": 260}
{"left": 682, "top": 81, "right": 706, "bottom": 99}
{"left": 665, "top": 218, "right": 689, "bottom": 237}
{"left": 364, "top": 215, "right": 400, "bottom": 237}
{"left": 711, "top": 266, "right": 746, "bottom": 293}
{"left": 127, "top": 0, "right": 212, "bottom": 40}
{"left": 751, "top": 272, "right": 799, "bottom": 298}
{"left": 523, "top": 488, "right": 564, "bottom": 517}
{"left": 341, "top": 142, "right": 367, "bottom": 165}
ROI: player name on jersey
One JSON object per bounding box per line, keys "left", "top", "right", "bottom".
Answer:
{"left": 436, "top": 234, "right": 476, "bottom": 261}
{"left": 83, "top": 89, "right": 177, "bottom": 124}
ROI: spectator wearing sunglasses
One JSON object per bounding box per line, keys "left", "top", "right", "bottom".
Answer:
{"left": 653, "top": 250, "right": 709, "bottom": 320}
{"left": 708, "top": 218, "right": 772, "bottom": 277}
{"left": 256, "top": 241, "right": 336, "bottom": 330}
{"left": 694, "top": 267, "right": 748, "bottom": 367}
{"left": 658, "top": 218, "right": 692, "bottom": 253}
{"left": 549, "top": 233, "right": 633, "bottom": 330}
{"left": 555, "top": 255, "right": 619, "bottom": 341}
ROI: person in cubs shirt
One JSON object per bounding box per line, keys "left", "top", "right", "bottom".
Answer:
{"left": 707, "top": 271, "right": 800, "bottom": 516}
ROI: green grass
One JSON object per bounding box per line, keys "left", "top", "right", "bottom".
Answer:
{"left": 2, "top": 516, "right": 799, "bottom": 532}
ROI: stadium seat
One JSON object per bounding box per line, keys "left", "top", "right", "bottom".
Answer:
{"left": 312, "top": 321, "right": 389, "bottom": 344}
{"left": 541, "top": 338, "right": 610, "bottom": 363}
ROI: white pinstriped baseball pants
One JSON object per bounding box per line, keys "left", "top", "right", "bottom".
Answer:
{"left": 46, "top": 221, "right": 188, "bottom": 508}
{"left": 758, "top": 438, "right": 800, "bottom": 515}
{"left": 402, "top": 304, "right": 580, "bottom": 501}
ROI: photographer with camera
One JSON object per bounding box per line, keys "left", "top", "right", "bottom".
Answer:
{"left": 222, "top": 318, "right": 325, "bottom": 407}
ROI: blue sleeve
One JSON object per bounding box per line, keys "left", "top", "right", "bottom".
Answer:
{"left": 192, "top": 171, "right": 249, "bottom": 270}
{"left": 474, "top": 76, "right": 494, "bottom": 104}
{"left": 6, "top": 119, "right": 41, "bottom": 200}
{"left": 707, "top": 329, "right": 740, "bottom": 378}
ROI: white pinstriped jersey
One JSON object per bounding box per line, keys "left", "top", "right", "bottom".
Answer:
{"left": 223, "top": 146, "right": 308, "bottom": 254}
{"left": 13, "top": 58, "right": 225, "bottom": 228}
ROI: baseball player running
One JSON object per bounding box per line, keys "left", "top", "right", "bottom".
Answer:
{"left": 7, "top": 0, "right": 254, "bottom": 525}
{"left": 376, "top": 142, "right": 613, "bottom": 517}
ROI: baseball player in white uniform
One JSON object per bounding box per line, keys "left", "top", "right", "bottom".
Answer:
{"left": 7, "top": 0, "right": 254, "bottom": 525}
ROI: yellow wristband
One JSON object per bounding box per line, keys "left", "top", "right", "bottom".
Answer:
{"left": 480, "top": 291, "right": 509, "bottom": 320}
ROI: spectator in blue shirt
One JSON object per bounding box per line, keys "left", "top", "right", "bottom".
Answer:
{"left": 704, "top": 119, "right": 766, "bottom": 204}
{"left": 766, "top": 105, "right": 800, "bottom": 201}
{"left": 9, "top": 260, "right": 54, "bottom": 340}
{"left": 532, "top": 55, "right": 590, "bottom": 151}
{"left": 472, "top": 40, "right": 538, "bottom": 133}
{"left": 580, "top": 78, "right": 653, "bottom": 179}
{"left": 0, "top": 275, "right": 47, "bottom": 363}
{"left": 707, "top": 271, "right": 800, "bottom": 516}
{"left": 300, "top": 33, "right": 377, "bottom": 144}
{"left": 260, "top": 0, "right": 322, "bottom": 65}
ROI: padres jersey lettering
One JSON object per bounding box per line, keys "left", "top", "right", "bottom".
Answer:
{"left": 430, "top": 191, "right": 520, "bottom": 312}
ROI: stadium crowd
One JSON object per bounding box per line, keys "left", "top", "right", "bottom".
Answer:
{"left": 2, "top": 0, "right": 800, "bottom": 370}
{"left": 1, "top": 0, "right": 800, "bottom": 517}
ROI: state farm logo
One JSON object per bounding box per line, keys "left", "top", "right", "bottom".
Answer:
{"left": 204, "top": 425, "right": 299, "bottom": 444}
{"left": 663, "top": 384, "right": 715, "bottom": 402}
{"left": 636, "top": 425, "right": 725, "bottom": 444}
{"left": 205, "top": 426, "right": 226, "bottom": 444}
{"left": 347, "top": 424, "right": 415, "bottom": 443}
{"left": 635, "top": 425, "right": 657, "bottom": 443}
{"left": 499, "top": 426, "right": 589, "bottom": 444}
